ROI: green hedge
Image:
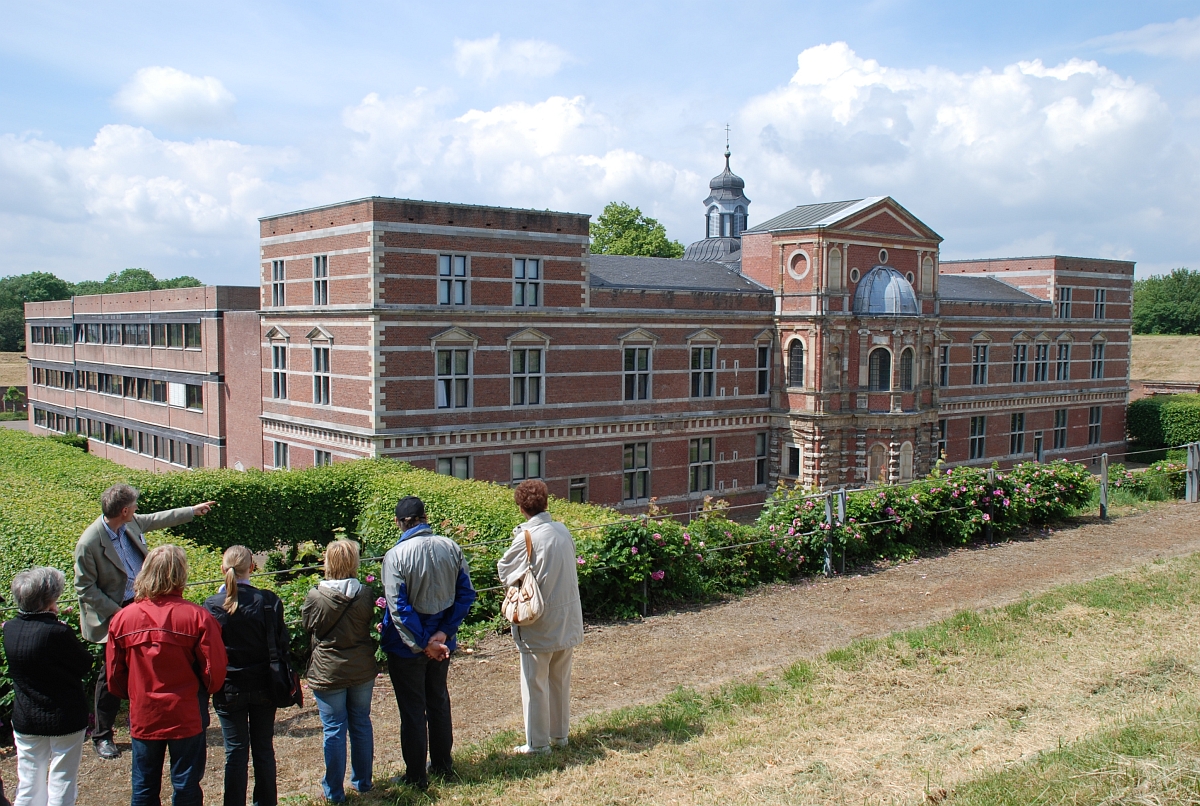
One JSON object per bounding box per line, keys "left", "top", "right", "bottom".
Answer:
{"left": 1127, "top": 394, "right": 1200, "bottom": 453}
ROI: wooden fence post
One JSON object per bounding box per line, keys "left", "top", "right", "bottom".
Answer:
{"left": 1188, "top": 443, "right": 1200, "bottom": 504}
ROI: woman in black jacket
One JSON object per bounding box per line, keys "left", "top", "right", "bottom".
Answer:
{"left": 204, "top": 545, "right": 290, "bottom": 806}
{"left": 3, "top": 566, "right": 92, "bottom": 806}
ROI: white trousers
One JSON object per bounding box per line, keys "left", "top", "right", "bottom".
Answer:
{"left": 519, "top": 647, "right": 573, "bottom": 749}
{"left": 13, "top": 729, "right": 86, "bottom": 806}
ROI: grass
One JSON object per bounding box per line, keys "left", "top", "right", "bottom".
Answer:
{"left": 1132, "top": 334, "right": 1200, "bottom": 382}
{"left": 0, "top": 352, "right": 24, "bottom": 388}
{"left": 0, "top": 411, "right": 26, "bottom": 421}
{"left": 288, "top": 550, "right": 1200, "bottom": 805}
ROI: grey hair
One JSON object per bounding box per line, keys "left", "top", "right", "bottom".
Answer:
{"left": 11, "top": 566, "right": 65, "bottom": 614}
{"left": 101, "top": 484, "right": 139, "bottom": 519}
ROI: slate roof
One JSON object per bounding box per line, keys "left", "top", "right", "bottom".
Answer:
{"left": 682, "top": 237, "right": 741, "bottom": 263}
{"left": 938, "top": 275, "right": 1048, "bottom": 304}
{"left": 745, "top": 198, "right": 883, "bottom": 233}
{"left": 588, "top": 254, "right": 769, "bottom": 293}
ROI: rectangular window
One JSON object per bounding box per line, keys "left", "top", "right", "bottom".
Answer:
{"left": 690, "top": 346, "right": 715, "bottom": 397}
{"left": 124, "top": 428, "right": 136, "bottom": 451}
{"left": 100, "top": 373, "right": 124, "bottom": 396}
{"left": 152, "top": 380, "right": 167, "bottom": 403}
{"left": 937, "top": 419, "right": 948, "bottom": 460}
{"left": 154, "top": 434, "right": 169, "bottom": 461}
{"left": 1011, "top": 343, "right": 1027, "bottom": 383}
{"left": 938, "top": 345, "right": 950, "bottom": 387}
{"left": 623, "top": 347, "right": 650, "bottom": 401}
{"left": 622, "top": 442, "right": 650, "bottom": 502}
{"left": 787, "top": 445, "right": 801, "bottom": 477}
{"left": 86, "top": 323, "right": 100, "bottom": 344}
{"left": 1088, "top": 406, "right": 1102, "bottom": 445}
{"left": 969, "top": 416, "right": 986, "bottom": 460}
{"left": 511, "top": 450, "right": 542, "bottom": 482}
{"left": 971, "top": 344, "right": 988, "bottom": 385}
{"left": 272, "top": 344, "right": 287, "bottom": 399}
{"left": 1090, "top": 342, "right": 1105, "bottom": 380}
{"left": 755, "top": 432, "right": 768, "bottom": 486}
{"left": 271, "top": 260, "right": 286, "bottom": 307}
{"left": 1010, "top": 412, "right": 1026, "bottom": 455}
{"left": 30, "top": 326, "right": 43, "bottom": 344}
{"left": 168, "top": 382, "right": 186, "bottom": 408}
{"left": 314, "top": 449, "right": 332, "bottom": 467}
{"left": 511, "top": 348, "right": 542, "bottom": 405}
{"left": 186, "top": 443, "right": 203, "bottom": 469}
{"left": 569, "top": 477, "right": 587, "bottom": 504}
{"left": 1053, "top": 408, "right": 1068, "bottom": 449}
{"left": 1056, "top": 343, "right": 1071, "bottom": 381}
{"left": 151, "top": 323, "right": 166, "bottom": 347}
{"left": 103, "top": 323, "right": 122, "bottom": 345}
{"left": 689, "top": 437, "right": 714, "bottom": 493}
{"left": 123, "top": 323, "right": 150, "bottom": 346}
{"left": 1093, "top": 288, "right": 1106, "bottom": 319}
{"left": 1033, "top": 342, "right": 1049, "bottom": 382}
{"left": 513, "top": 258, "right": 540, "bottom": 307}
{"left": 437, "top": 255, "right": 467, "bottom": 305}
{"left": 273, "top": 441, "right": 289, "bottom": 470}
{"left": 313, "top": 346, "right": 331, "bottom": 405}
{"left": 756, "top": 345, "right": 770, "bottom": 395}
{"left": 184, "top": 323, "right": 201, "bottom": 350}
{"left": 313, "top": 255, "right": 329, "bottom": 306}
{"left": 167, "top": 323, "right": 184, "bottom": 348}
{"left": 185, "top": 384, "right": 203, "bottom": 410}
{"left": 437, "top": 456, "right": 470, "bottom": 479}
{"left": 436, "top": 348, "right": 470, "bottom": 408}
{"left": 1057, "top": 286, "right": 1072, "bottom": 318}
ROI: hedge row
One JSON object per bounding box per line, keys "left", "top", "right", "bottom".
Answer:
{"left": 1127, "top": 394, "right": 1200, "bottom": 454}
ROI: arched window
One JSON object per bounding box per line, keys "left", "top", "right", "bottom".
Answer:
{"left": 921, "top": 255, "right": 935, "bottom": 294}
{"left": 899, "top": 441, "right": 914, "bottom": 481}
{"left": 900, "top": 348, "right": 914, "bottom": 391}
{"left": 922, "top": 346, "right": 932, "bottom": 385}
{"left": 788, "top": 341, "right": 805, "bottom": 387}
{"left": 828, "top": 247, "right": 843, "bottom": 291}
{"left": 868, "top": 348, "right": 891, "bottom": 391}
{"left": 868, "top": 443, "right": 887, "bottom": 485}
{"left": 827, "top": 348, "right": 841, "bottom": 390}
{"left": 721, "top": 213, "right": 733, "bottom": 237}
{"left": 707, "top": 207, "right": 720, "bottom": 238}
{"left": 734, "top": 206, "right": 746, "bottom": 236}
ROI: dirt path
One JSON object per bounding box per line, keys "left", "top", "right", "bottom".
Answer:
{"left": 6, "top": 501, "right": 1199, "bottom": 802}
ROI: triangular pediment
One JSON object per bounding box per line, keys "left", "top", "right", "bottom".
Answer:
{"left": 617, "top": 327, "right": 660, "bottom": 344}
{"left": 971, "top": 331, "right": 992, "bottom": 342}
{"left": 1035, "top": 332, "right": 1052, "bottom": 342}
{"left": 685, "top": 328, "right": 721, "bottom": 344}
{"left": 836, "top": 198, "right": 942, "bottom": 242}
{"left": 1012, "top": 330, "right": 1030, "bottom": 342}
{"left": 306, "top": 325, "right": 334, "bottom": 341}
{"left": 753, "top": 327, "right": 774, "bottom": 344}
{"left": 265, "top": 326, "right": 290, "bottom": 340}
{"left": 430, "top": 326, "right": 479, "bottom": 345}
{"left": 507, "top": 327, "right": 550, "bottom": 345}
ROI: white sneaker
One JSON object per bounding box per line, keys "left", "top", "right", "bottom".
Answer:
{"left": 550, "top": 737, "right": 569, "bottom": 748}
{"left": 512, "top": 744, "right": 551, "bottom": 755}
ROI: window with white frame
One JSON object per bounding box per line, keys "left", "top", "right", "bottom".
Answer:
{"left": 513, "top": 258, "right": 540, "bottom": 307}
{"left": 313, "top": 255, "right": 329, "bottom": 306}
{"left": 271, "top": 344, "right": 287, "bottom": 399}
{"left": 689, "top": 437, "right": 714, "bottom": 493}
{"left": 1057, "top": 286, "right": 1072, "bottom": 318}
{"left": 438, "top": 255, "right": 468, "bottom": 305}
{"left": 273, "top": 441, "right": 289, "bottom": 470}
{"left": 756, "top": 345, "right": 770, "bottom": 394}
{"left": 271, "top": 260, "right": 286, "bottom": 306}
{"left": 437, "top": 456, "right": 471, "bottom": 479}
{"left": 622, "top": 442, "right": 650, "bottom": 502}
{"left": 938, "top": 345, "right": 950, "bottom": 387}
{"left": 755, "top": 432, "right": 768, "bottom": 485}
{"left": 436, "top": 348, "right": 470, "bottom": 408}
{"left": 1056, "top": 342, "right": 1072, "bottom": 381}
{"left": 1011, "top": 342, "right": 1028, "bottom": 383}
{"left": 1010, "top": 412, "right": 1026, "bottom": 455}
{"left": 315, "top": 449, "right": 332, "bottom": 467}
{"left": 1054, "top": 408, "right": 1068, "bottom": 449}
{"left": 1034, "top": 342, "right": 1050, "bottom": 382}
{"left": 623, "top": 346, "right": 650, "bottom": 401}
{"left": 511, "top": 348, "right": 543, "bottom": 405}
{"left": 690, "top": 346, "right": 715, "bottom": 397}
{"left": 313, "top": 345, "right": 331, "bottom": 405}
{"left": 1088, "top": 406, "right": 1102, "bottom": 445}
{"left": 971, "top": 344, "right": 989, "bottom": 385}
{"left": 1093, "top": 288, "right": 1106, "bottom": 319}
{"left": 511, "top": 450, "right": 542, "bottom": 482}
{"left": 969, "top": 416, "right": 986, "bottom": 460}
{"left": 1090, "top": 342, "right": 1105, "bottom": 380}
{"left": 936, "top": 419, "right": 948, "bottom": 460}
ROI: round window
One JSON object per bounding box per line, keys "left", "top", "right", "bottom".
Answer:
{"left": 906, "top": 271, "right": 915, "bottom": 283}
{"left": 787, "top": 250, "right": 811, "bottom": 281}
{"left": 849, "top": 267, "right": 860, "bottom": 283}
{"left": 878, "top": 249, "right": 889, "bottom": 264}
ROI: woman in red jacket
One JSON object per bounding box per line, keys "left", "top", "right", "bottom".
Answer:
{"left": 107, "top": 545, "right": 227, "bottom": 806}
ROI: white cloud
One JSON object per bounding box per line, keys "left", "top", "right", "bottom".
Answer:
{"left": 453, "top": 35, "right": 570, "bottom": 82}
{"left": 113, "top": 66, "right": 237, "bottom": 127}
{"left": 1090, "top": 16, "right": 1200, "bottom": 59}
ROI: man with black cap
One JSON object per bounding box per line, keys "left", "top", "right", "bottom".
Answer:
{"left": 381, "top": 496, "right": 476, "bottom": 790}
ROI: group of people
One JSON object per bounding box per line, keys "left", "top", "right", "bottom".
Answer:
{"left": 1, "top": 478, "right": 584, "bottom": 805}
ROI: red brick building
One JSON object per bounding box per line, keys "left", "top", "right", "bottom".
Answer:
{"left": 24, "top": 157, "right": 1133, "bottom": 508}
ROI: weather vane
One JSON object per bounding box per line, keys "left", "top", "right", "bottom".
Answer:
{"left": 724, "top": 124, "right": 731, "bottom": 158}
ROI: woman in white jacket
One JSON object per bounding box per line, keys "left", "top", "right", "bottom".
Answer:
{"left": 497, "top": 480, "right": 584, "bottom": 754}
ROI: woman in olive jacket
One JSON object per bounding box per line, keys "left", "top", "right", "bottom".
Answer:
{"left": 301, "top": 540, "right": 378, "bottom": 803}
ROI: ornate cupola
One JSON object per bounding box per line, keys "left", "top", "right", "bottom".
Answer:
{"left": 682, "top": 137, "right": 751, "bottom": 268}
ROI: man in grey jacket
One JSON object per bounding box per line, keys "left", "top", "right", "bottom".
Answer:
{"left": 381, "top": 496, "right": 476, "bottom": 790}
{"left": 73, "top": 483, "right": 214, "bottom": 759}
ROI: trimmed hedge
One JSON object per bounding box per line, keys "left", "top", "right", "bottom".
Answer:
{"left": 1127, "top": 394, "right": 1200, "bottom": 453}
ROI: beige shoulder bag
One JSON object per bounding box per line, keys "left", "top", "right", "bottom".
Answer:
{"left": 502, "top": 530, "right": 544, "bottom": 625}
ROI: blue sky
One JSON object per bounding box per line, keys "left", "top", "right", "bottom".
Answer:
{"left": 1, "top": 0, "right": 1198, "bottom": 284}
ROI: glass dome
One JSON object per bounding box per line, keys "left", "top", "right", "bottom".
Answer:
{"left": 852, "top": 266, "right": 919, "bottom": 316}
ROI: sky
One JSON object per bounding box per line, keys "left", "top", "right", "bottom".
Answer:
{"left": 1, "top": 1, "right": 1198, "bottom": 285}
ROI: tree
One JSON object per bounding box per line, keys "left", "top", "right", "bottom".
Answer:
{"left": 590, "top": 202, "right": 685, "bottom": 259}
{"left": 0, "top": 272, "right": 74, "bottom": 310}
{"left": 0, "top": 308, "right": 24, "bottom": 352}
{"left": 71, "top": 268, "right": 202, "bottom": 296}
{"left": 3, "top": 386, "right": 24, "bottom": 413}
{"left": 1132, "top": 268, "right": 1200, "bottom": 335}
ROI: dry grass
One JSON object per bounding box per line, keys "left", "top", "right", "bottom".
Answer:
{"left": 335, "top": 554, "right": 1200, "bottom": 805}
{"left": 1132, "top": 335, "right": 1200, "bottom": 381}
{"left": 0, "top": 353, "right": 25, "bottom": 388}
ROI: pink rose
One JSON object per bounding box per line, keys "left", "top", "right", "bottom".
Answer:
{"left": 577, "top": 556, "right": 586, "bottom": 565}
{"left": 375, "top": 597, "right": 386, "bottom": 608}
{"left": 650, "top": 570, "right": 665, "bottom": 581}
{"left": 631, "top": 546, "right": 639, "bottom": 554}
{"left": 365, "top": 574, "right": 376, "bottom": 583}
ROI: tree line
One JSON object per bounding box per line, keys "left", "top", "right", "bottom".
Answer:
{"left": 1132, "top": 268, "right": 1200, "bottom": 335}
{"left": 0, "top": 269, "right": 201, "bottom": 351}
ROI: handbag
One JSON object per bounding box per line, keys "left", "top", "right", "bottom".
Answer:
{"left": 260, "top": 593, "right": 303, "bottom": 708}
{"left": 502, "top": 530, "right": 545, "bottom": 625}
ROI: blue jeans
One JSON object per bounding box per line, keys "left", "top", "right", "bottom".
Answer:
{"left": 214, "top": 690, "right": 277, "bottom": 806}
{"left": 130, "top": 731, "right": 207, "bottom": 806}
{"left": 311, "top": 681, "right": 374, "bottom": 802}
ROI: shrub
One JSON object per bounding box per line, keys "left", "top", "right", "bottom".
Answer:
{"left": 1127, "top": 394, "right": 1200, "bottom": 455}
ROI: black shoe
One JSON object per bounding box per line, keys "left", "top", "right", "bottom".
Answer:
{"left": 94, "top": 739, "right": 121, "bottom": 759}
{"left": 429, "top": 766, "right": 456, "bottom": 782}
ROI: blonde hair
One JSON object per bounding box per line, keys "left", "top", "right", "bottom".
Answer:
{"left": 134, "top": 545, "right": 189, "bottom": 600}
{"left": 221, "top": 545, "right": 255, "bottom": 614}
{"left": 324, "top": 539, "right": 360, "bottom": 581}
